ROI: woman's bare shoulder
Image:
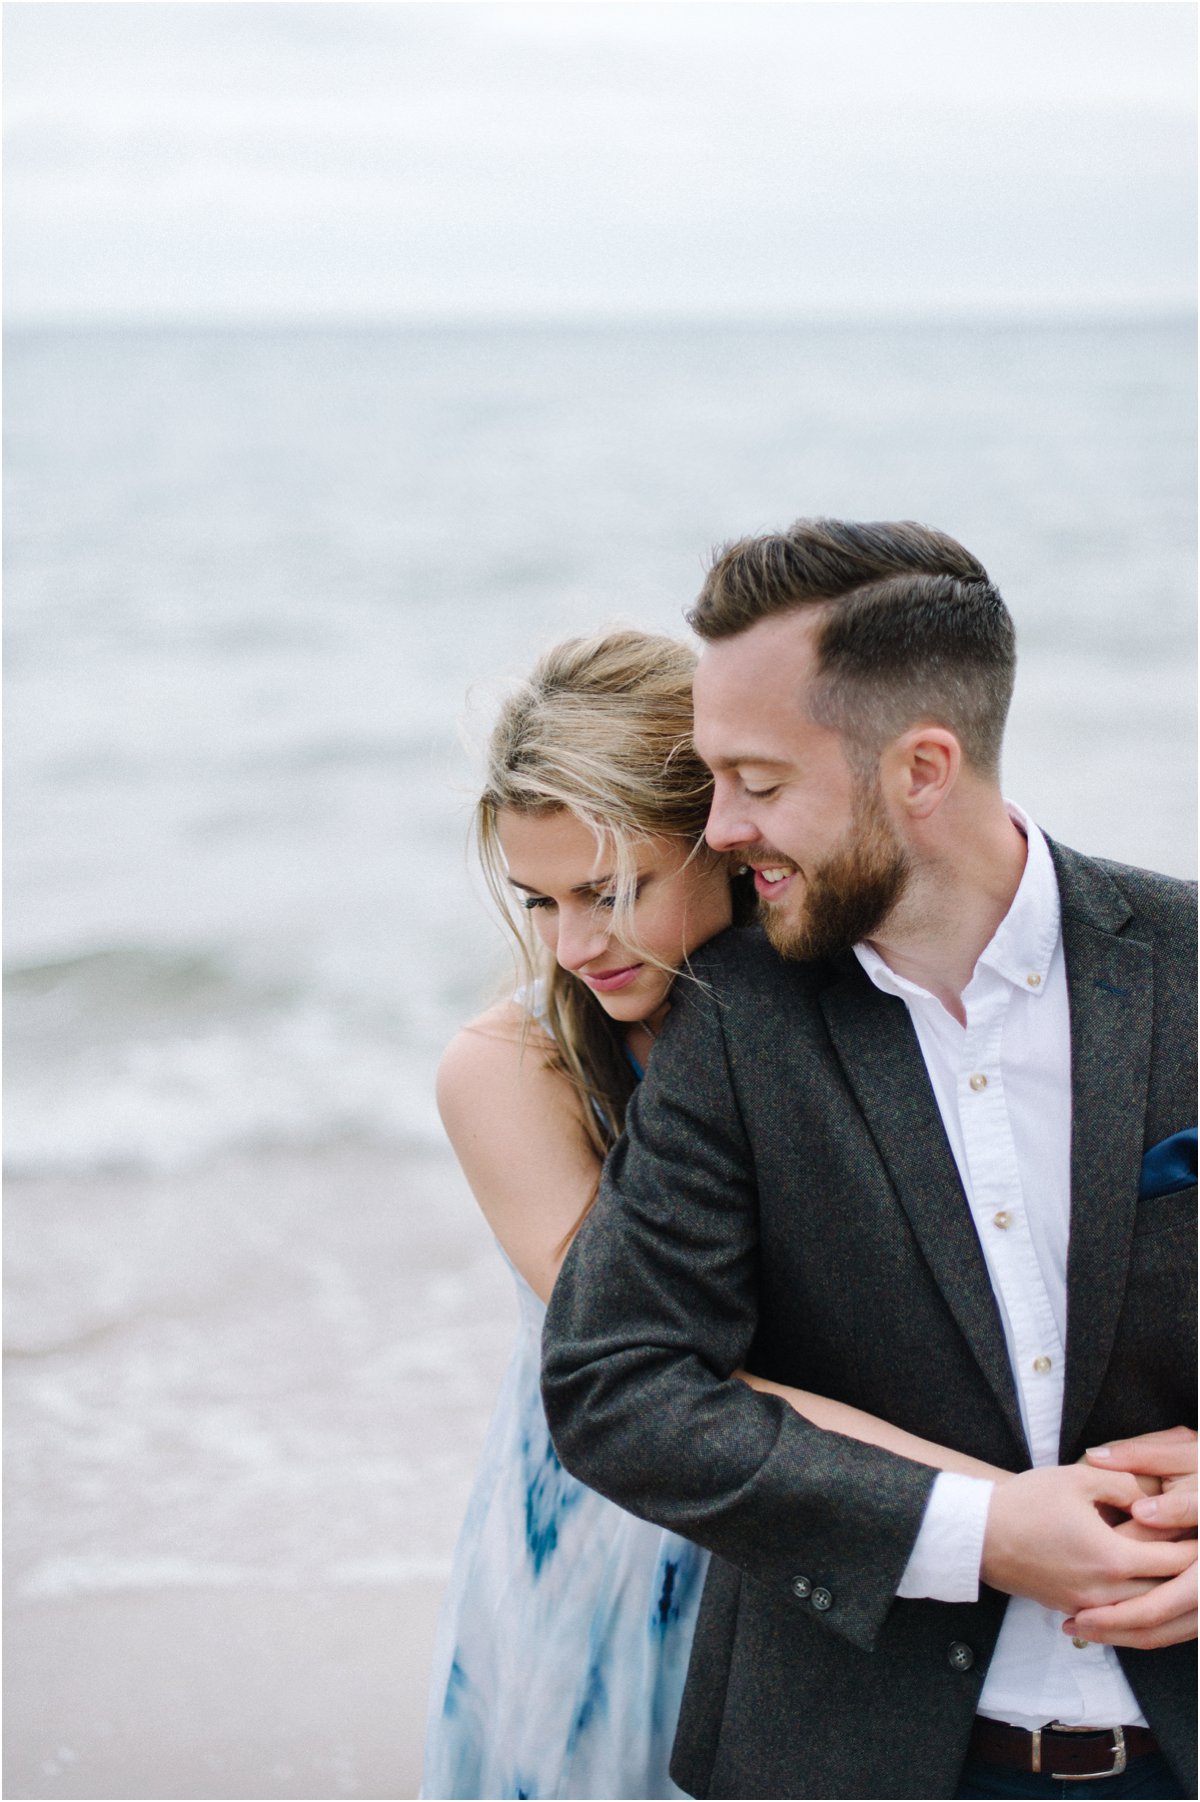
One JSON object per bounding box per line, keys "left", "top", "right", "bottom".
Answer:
{"left": 439, "top": 994, "right": 551, "bottom": 1073}
{"left": 436, "top": 998, "right": 557, "bottom": 1106}
{"left": 435, "top": 996, "right": 598, "bottom": 1302}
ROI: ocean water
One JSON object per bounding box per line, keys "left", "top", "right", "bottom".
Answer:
{"left": 4, "top": 321, "right": 1196, "bottom": 1696}
{"left": 5, "top": 317, "right": 1196, "bottom": 1178}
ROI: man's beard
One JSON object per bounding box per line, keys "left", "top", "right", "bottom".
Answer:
{"left": 761, "top": 780, "right": 912, "bottom": 963}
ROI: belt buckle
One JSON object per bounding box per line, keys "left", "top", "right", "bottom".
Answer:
{"left": 1050, "top": 1725, "right": 1128, "bottom": 1782}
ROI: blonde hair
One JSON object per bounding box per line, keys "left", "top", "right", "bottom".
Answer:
{"left": 477, "top": 628, "right": 717, "bottom": 1164}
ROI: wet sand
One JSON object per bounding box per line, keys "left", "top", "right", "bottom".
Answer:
{"left": 4, "top": 1145, "right": 515, "bottom": 1800}
{"left": 6, "top": 1581, "right": 443, "bottom": 1800}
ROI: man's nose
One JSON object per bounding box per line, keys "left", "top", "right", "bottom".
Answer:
{"left": 554, "top": 908, "right": 611, "bottom": 973}
{"left": 705, "top": 786, "right": 758, "bottom": 854}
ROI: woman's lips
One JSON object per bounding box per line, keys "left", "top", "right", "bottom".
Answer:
{"left": 581, "top": 964, "right": 643, "bottom": 992}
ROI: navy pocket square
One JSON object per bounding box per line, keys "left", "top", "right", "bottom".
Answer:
{"left": 1139, "top": 1128, "right": 1197, "bottom": 1202}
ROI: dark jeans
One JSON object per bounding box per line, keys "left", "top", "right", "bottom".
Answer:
{"left": 956, "top": 1749, "right": 1189, "bottom": 1800}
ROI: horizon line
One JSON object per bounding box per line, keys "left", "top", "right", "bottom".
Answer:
{"left": 4, "top": 300, "right": 1196, "bottom": 335}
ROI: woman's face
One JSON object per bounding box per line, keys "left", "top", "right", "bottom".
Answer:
{"left": 496, "top": 807, "right": 733, "bottom": 1027}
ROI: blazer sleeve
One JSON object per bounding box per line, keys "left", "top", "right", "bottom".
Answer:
{"left": 540, "top": 962, "right": 939, "bottom": 1654}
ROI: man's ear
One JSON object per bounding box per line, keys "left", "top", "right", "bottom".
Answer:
{"left": 884, "top": 726, "right": 961, "bottom": 820}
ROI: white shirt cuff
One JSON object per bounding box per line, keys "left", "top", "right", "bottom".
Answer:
{"left": 895, "top": 1471, "right": 994, "bottom": 1603}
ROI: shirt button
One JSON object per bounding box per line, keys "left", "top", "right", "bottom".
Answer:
{"left": 790, "top": 1575, "right": 812, "bottom": 1599}
{"left": 1072, "top": 1636, "right": 1090, "bottom": 1650}
{"left": 1026, "top": 973, "right": 1042, "bottom": 988}
{"left": 992, "top": 1211, "right": 1011, "bottom": 1230}
{"left": 1032, "top": 1355, "right": 1053, "bottom": 1375}
{"left": 811, "top": 1586, "right": 833, "bottom": 1611}
{"left": 969, "top": 1073, "right": 988, "bottom": 1092}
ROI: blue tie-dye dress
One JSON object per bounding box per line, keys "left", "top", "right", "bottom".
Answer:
{"left": 420, "top": 1242, "right": 709, "bottom": 1799}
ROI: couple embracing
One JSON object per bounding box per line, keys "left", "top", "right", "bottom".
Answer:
{"left": 423, "top": 519, "right": 1196, "bottom": 1801}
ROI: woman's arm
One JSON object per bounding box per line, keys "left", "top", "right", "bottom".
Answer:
{"left": 436, "top": 999, "right": 598, "bottom": 1305}
{"left": 736, "top": 1370, "right": 1009, "bottom": 1481}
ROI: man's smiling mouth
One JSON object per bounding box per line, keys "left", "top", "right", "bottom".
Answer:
{"left": 749, "top": 864, "right": 798, "bottom": 899}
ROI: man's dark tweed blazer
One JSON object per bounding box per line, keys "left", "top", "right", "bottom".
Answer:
{"left": 541, "top": 842, "right": 1197, "bottom": 1800}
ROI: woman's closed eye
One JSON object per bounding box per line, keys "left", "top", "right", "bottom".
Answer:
{"left": 595, "top": 879, "right": 646, "bottom": 911}
{"left": 743, "top": 785, "right": 779, "bottom": 800}
{"left": 520, "top": 892, "right": 617, "bottom": 912}
{"left": 520, "top": 880, "right": 645, "bottom": 913}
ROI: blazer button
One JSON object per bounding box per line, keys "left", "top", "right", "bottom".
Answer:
{"left": 790, "top": 1575, "right": 812, "bottom": 1599}
{"left": 811, "top": 1586, "right": 833, "bottom": 1611}
{"left": 947, "top": 1641, "right": 975, "bottom": 1672}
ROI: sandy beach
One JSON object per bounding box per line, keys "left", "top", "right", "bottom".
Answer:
{"left": 4, "top": 1145, "right": 515, "bottom": 1801}
{"left": 6, "top": 1581, "right": 444, "bottom": 1801}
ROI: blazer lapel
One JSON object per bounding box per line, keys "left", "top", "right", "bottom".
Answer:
{"left": 819, "top": 963, "right": 1027, "bottom": 1457}
{"left": 1048, "top": 841, "right": 1154, "bottom": 1460}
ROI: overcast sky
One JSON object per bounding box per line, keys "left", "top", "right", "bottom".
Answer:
{"left": 4, "top": 1, "right": 1196, "bottom": 323}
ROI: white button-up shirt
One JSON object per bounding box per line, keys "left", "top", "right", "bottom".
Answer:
{"left": 854, "top": 805, "right": 1146, "bottom": 1730}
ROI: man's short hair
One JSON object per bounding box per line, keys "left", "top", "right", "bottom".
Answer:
{"left": 688, "top": 517, "right": 1017, "bottom": 777}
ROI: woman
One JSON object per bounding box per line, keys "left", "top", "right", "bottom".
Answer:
{"left": 421, "top": 628, "right": 1006, "bottom": 1801}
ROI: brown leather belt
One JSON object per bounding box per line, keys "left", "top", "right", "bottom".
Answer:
{"left": 968, "top": 1716, "right": 1159, "bottom": 1781}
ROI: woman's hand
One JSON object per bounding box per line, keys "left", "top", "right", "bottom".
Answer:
{"left": 1062, "top": 1427, "right": 1198, "bottom": 1649}
{"left": 1087, "top": 1424, "right": 1198, "bottom": 1536}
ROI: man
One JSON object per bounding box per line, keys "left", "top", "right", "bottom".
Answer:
{"left": 541, "top": 519, "right": 1196, "bottom": 1799}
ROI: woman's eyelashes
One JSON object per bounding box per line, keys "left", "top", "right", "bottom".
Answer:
{"left": 743, "top": 785, "right": 779, "bottom": 800}
{"left": 596, "top": 880, "right": 647, "bottom": 911}
{"left": 520, "top": 881, "right": 646, "bottom": 913}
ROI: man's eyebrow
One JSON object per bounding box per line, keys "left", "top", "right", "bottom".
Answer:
{"left": 704, "top": 753, "right": 790, "bottom": 773}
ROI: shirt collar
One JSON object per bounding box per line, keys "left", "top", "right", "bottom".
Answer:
{"left": 977, "top": 802, "right": 1061, "bottom": 995}
{"left": 853, "top": 802, "right": 1061, "bottom": 1004}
